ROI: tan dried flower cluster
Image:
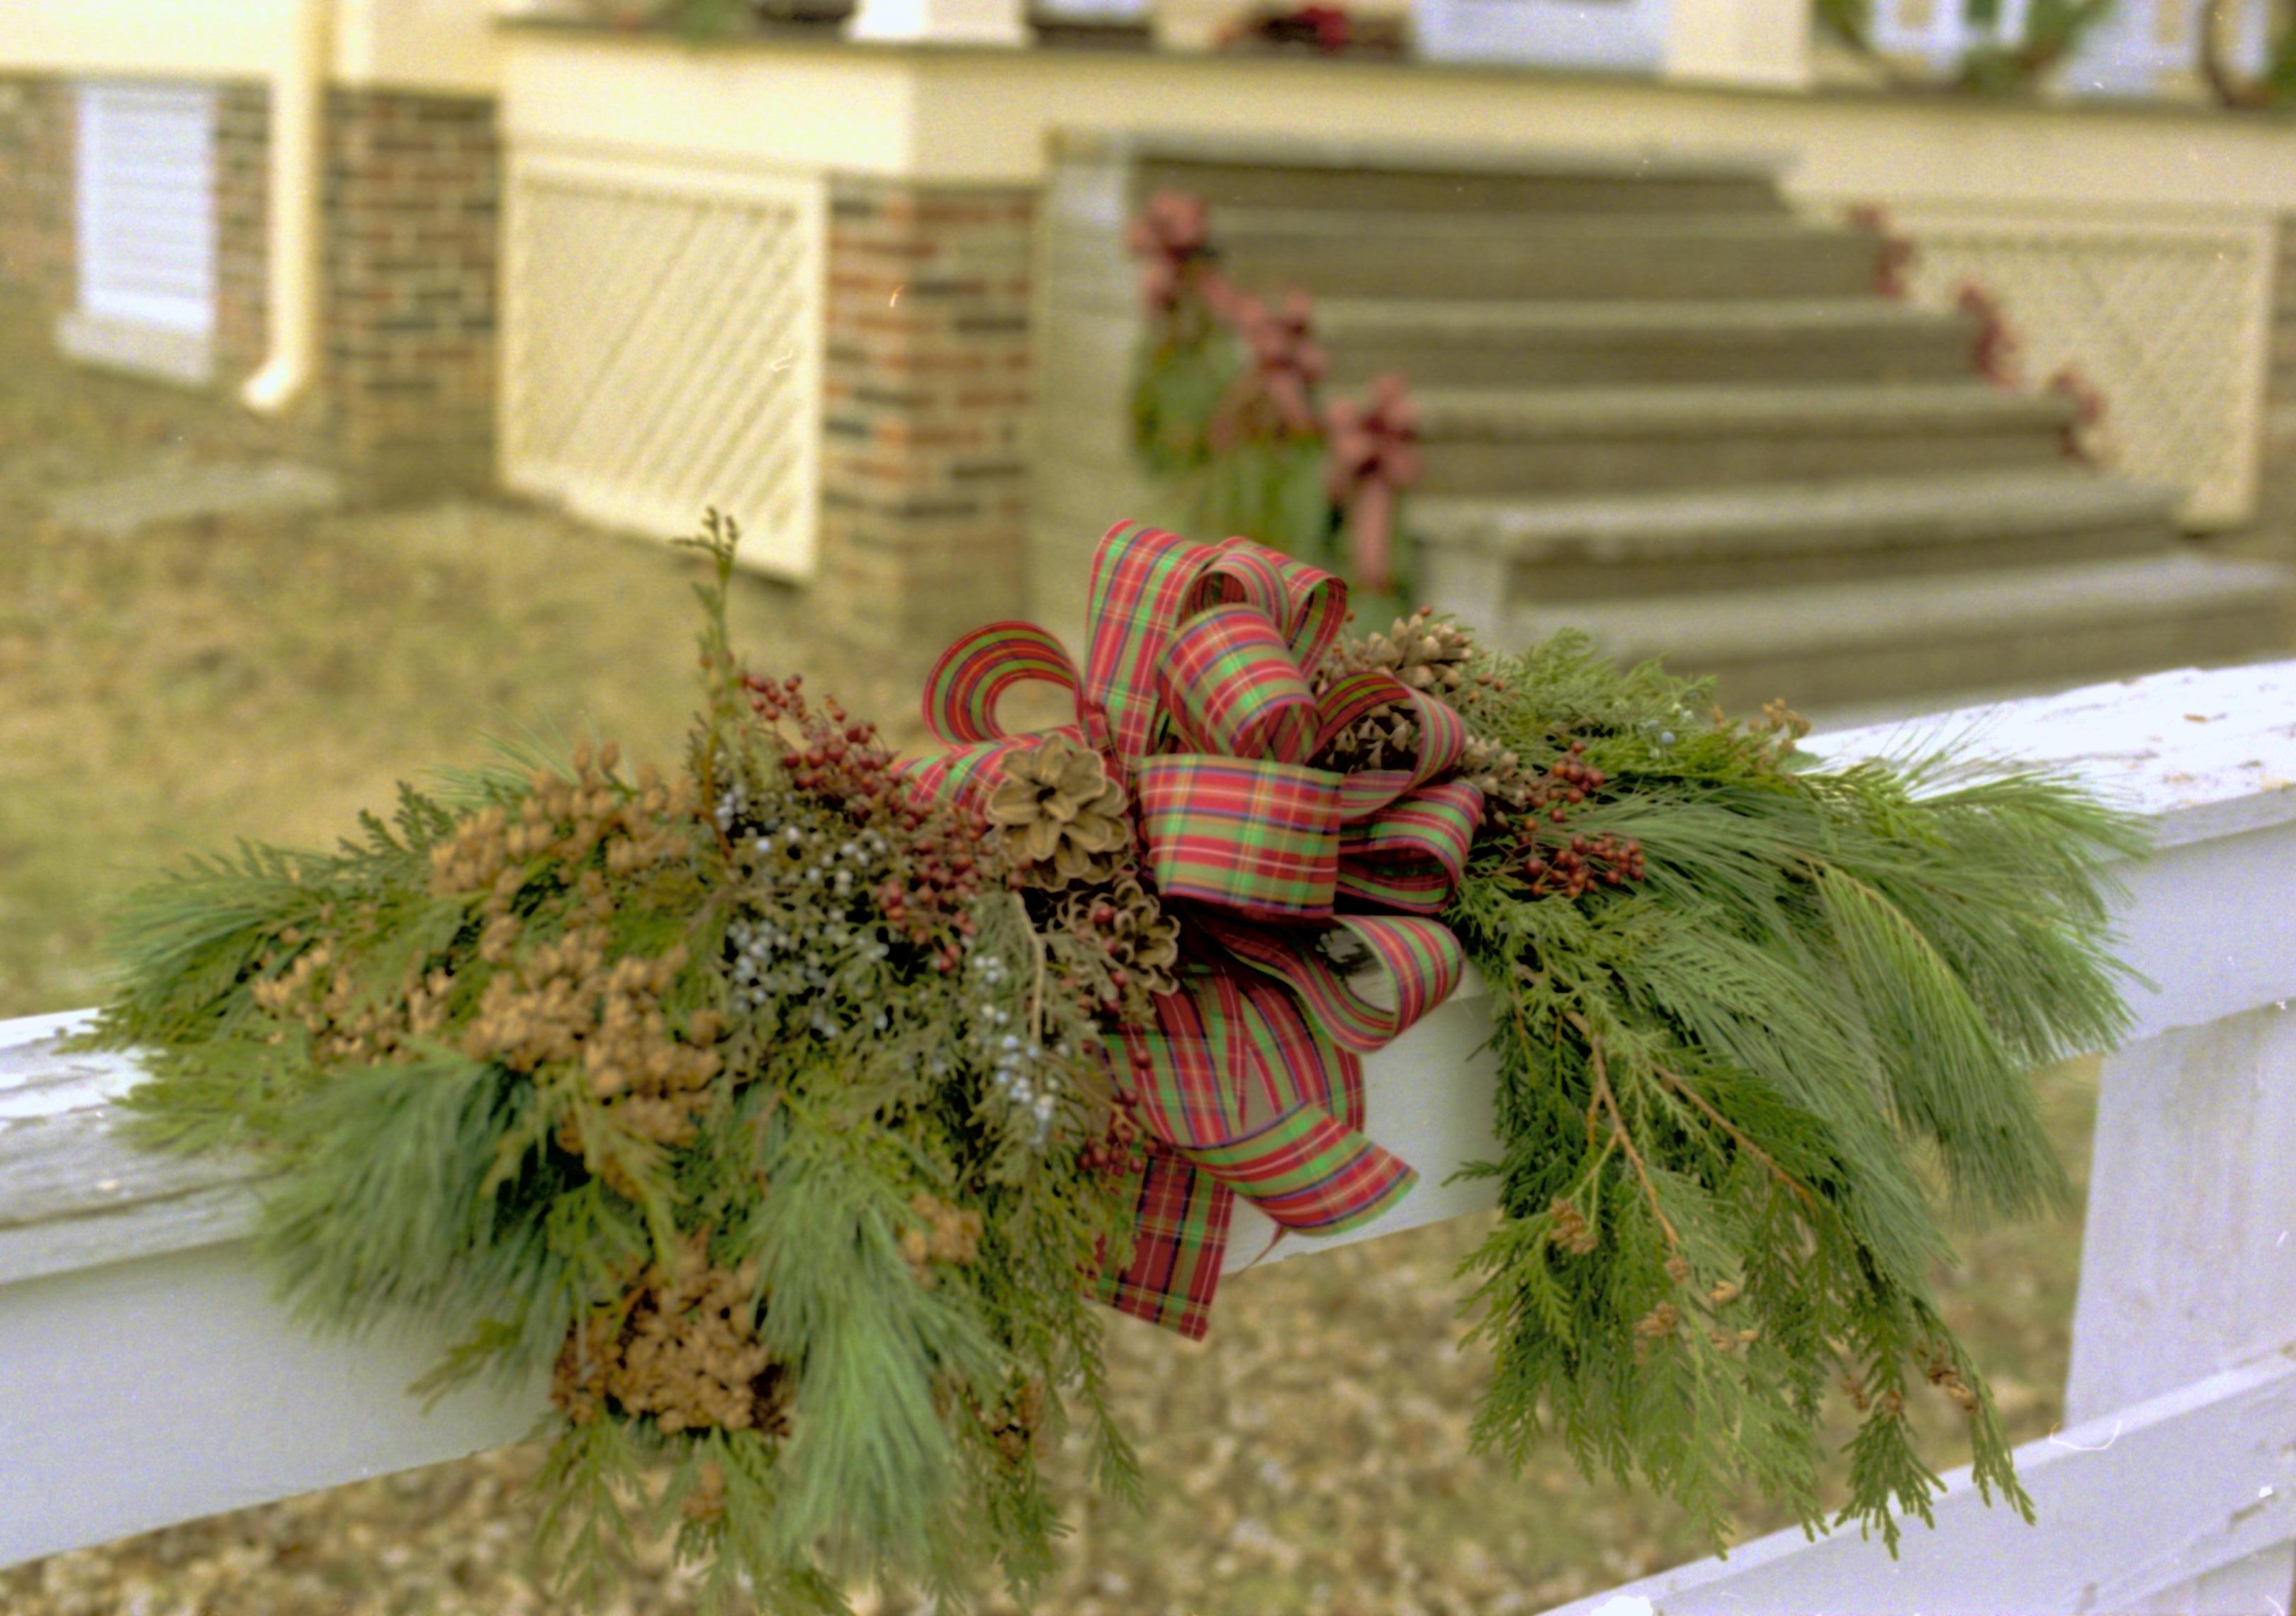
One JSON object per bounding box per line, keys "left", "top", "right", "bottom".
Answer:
{"left": 975, "top": 1378, "right": 1047, "bottom": 1465}
{"left": 682, "top": 1459, "right": 730, "bottom": 1525}
{"left": 551, "top": 1239, "right": 787, "bottom": 1438}
{"left": 1923, "top": 1341, "right": 1983, "bottom": 1415}
{"left": 899, "top": 1190, "right": 984, "bottom": 1284}
{"left": 1700, "top": 1280, "right": 1760, "bottom": 1354}
{"left": 1631, "top": 1299, "right": 1681, "bottom": 1363}
{"left": 1546, "top": 1196, "right": 1599, "bottom": 1256}
{"left": 1758, "top": 698, "right": 1812, "bottom": 743}
{"left": 428, "top": 743, "right": 696, "bottom": 908}
{"left": 459, "top": 929, "right": 723, "bottom": 1154}
{"left": 251, "top": 928, "right": 454, "bottom": 1066}
{"left": 986, "top": 735, "right": 1131, "bottom": 887}
{"left": 1633, "top": 1301, "right": 1679, "bottom": 1340}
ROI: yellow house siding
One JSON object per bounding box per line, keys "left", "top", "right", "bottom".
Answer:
{"left": 0, "top": 0, "right": 300, "bottom": 82}
{"left": 0, "top": 0, "right": 500, "bottom": 95}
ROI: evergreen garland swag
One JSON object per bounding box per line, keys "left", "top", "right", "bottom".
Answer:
{"left": 89, "top": 516, "right": 2141, "bottom": 1606}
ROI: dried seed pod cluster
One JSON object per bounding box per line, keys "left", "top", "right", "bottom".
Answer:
{"left": 551, "top": 1239, "right": 787, "bottom": 1437}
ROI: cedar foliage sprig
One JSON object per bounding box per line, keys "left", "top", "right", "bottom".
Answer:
{"left": 1441, "top": 628, "right": 2144, "bottom": 1547}
{"left": 88, "top": 516, "right": 1137, "bottom": 1610}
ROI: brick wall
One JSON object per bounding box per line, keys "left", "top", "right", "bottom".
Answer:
{"left": 2259, "top": 217, "right": 2296, "bottom": 559}
{"left": 0, "top": 75, "right": 73, "bottom": 315}
{"left": 818, "top": 178, "right": 1037, "bottom": 719}
{"left": 321, "top": 89, "right": 500, "bottom": 498}
{"left": 214, "top": 82, "right": 269, "bottom": 388}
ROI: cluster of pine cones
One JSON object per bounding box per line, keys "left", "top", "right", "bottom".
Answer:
{"left": 984, "top": 734, "right": 1182, "bottom": 1020}
{"left": 1315, "top": 608, "right": 1538, "bottom": 813}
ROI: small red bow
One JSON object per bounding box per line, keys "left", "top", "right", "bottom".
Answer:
{"left": 1846, "top": 203, "right": 1915, "bottom": 299}
{"left": 1324, "top": 374, "right": 1422, "bottom": 592}
{"left": 1210, "top": 291, "right": 1327, "bottom": 447}
{"left": 1957, "top": 281, "right": 2019, "bottom": 386}
{"left": 1296, "top": 3, "right": 1352, "bottom": 49}
{"left": 2047, "top": 364, "right": 2106, "bottom": 462}
{"left": 1127, "top": 191, "right": 1214, "bottom": 318}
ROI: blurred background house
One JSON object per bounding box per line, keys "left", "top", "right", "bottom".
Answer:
{"left": 3, "top": 0, "right": 2295, "bottom": 722}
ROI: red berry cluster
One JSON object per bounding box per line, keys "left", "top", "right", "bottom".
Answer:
{"left": 1510, "top": 741, "right": 1645, "bottom": 899}
{"left": 1519, "top": 831, "right": 1646, "bottom": 901}
{"left": 743, "top": 673, "right": 995, "bottom": 967}
{"left": 1523, "top": 741, "right": 1606, "bottom": 824}
{"left": 1078, "top": 1104, "right": 1141, "bottom": 1179}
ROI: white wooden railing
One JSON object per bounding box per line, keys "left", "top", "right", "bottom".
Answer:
{"left": 7, "top": 659, "right": 2296, "bottom": 1612}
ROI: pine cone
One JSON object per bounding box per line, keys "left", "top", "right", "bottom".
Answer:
{"left": 1330, "top": 607, "right": 1478, "bottom": 696}
{"left": 1052, "top": 875, "right": 1182, "bottom": 1021}
{"left": 985, "top": 736, "right": 1131, "bottom": 887}
{"left": 1097, "top": 875, "right": 1181, "bottom": 997}
{"left": 1311, "top": 608, "right": 1486, "bottom": 776}
{"left": 1458, "top": 735, "right": 1536, "bottom": 811}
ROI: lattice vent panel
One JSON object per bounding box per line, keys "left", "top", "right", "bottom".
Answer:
{"left": 1892, "top": 206, "right": 2274, "bottom": 527}
{"left": 504, "top": 154, "right": 823, "bottom": 576}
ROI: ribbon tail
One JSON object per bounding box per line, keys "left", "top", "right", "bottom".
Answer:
{"left": 1098, "top": 1142, "right": 1234, "bottom": 1340}
{"left": 1350, "top": 478, "right": 1395, "bottom": 592}
{"left": 1102, "top": 963, "right": 1418, "bottom": 1337}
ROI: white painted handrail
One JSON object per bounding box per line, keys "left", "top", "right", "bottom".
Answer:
{"left": 8, "top": 660, "right": 2296, "bottom": 1612}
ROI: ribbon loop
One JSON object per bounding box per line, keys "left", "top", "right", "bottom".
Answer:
{"left": 922, "top": 622, "right": 1079, "bottom": 747}
{"left": 1135, "top": 756, "right": 1340, "bottom": 923}
{"left": 1159, "top": 604, "right": 1321, "bottom": 765}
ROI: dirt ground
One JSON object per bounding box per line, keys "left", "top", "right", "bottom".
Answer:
{"left": 0, "top": 286, "right": 2096, "bottom": 1615}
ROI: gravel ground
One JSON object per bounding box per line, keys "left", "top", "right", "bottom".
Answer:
{"left": 0, "top": 286, "right": 2096, "bottom": 1614}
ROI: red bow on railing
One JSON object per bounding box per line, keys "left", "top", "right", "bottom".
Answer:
{"left": 1127, "top": 191, "right": 1215, "bottom": 318}
{"left": 1211, "top": 291, "right": 1327, "bottom": 448}
{"left": 1325, "top": 374, "right": 1422, "bottom": 593}
{"left": 908, "top": 523, "right": 1483, "bottom": 1337}
{"left": 1845, "top": 202, "right": 1916, "bottom": 299}
{"left": 1957, "top": 281, "right": 2020, "bottom": 385}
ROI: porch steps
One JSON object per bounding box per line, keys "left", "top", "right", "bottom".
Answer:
{"left": 1504, "top": 554, "right": 2296, "bottom": 710}
{"left": 1411, "top": 380, "right": 2074, "bottom": 494}
{"left": 1208, "top": 210, "right": 1884, "bottom": 301}
{"left": 1029, "top": 137, "right": 2295, "bottom": 712}
{"left": 1133, "top": 145, "right": 1789, "bottom": 215}
{"left": 1319, "top": 296, "right": 1983, "bottom": 386}
{"left": 1414, "top": 467, "right": 2182, "bottom": 599}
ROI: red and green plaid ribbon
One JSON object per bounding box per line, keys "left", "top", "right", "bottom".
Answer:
{"left": 913, "top": 522, "right": 1483, "bottom": 1338}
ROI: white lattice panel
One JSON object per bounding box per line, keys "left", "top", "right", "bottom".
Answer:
{"left": 1891, "top": 204, "right": 2275, "bottom": 527}
{"left": 502, "top": 150, "right": 824, "bottom": 577}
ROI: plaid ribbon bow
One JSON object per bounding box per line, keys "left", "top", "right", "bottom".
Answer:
{"left": 908, "top": 522, "right": 1483, "bottom": 1337}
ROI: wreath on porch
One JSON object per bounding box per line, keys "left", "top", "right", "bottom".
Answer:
{"left": 90, "top": 516, "right": 2139, "bottom": 1610}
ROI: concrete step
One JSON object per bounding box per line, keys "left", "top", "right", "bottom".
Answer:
{"left": 1317, "top": 296, "right": 1978, "bottom": 386}
{"left": 1208, "top": 209, "right": 1881, "bottom": 301}
{"left": 1486, "top": 553, "right": 2296, "bottom": 712}
{"left": 1412, "top": 467, "right": 2180, "bottom": 599}
{"left": 1412, "top": 381, "right": 2075, "bottom": 495}
{"left": 1130, "top": 144, "right": 1789, "bottom": 216}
